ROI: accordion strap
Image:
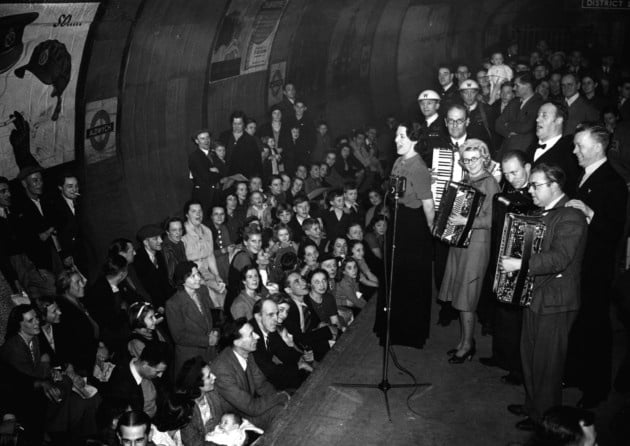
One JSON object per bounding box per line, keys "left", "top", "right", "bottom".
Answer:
{"left": 514, "top": 225, "right": 536, "bottom": 303}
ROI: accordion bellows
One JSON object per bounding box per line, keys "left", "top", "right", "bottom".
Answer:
{"left": 493, "top": 213, "right": 546, "bottom": 306}
{"left": 432, "top": 181, "right": 485, "bottom": 247}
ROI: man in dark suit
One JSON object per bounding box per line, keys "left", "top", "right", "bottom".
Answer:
{"left": 528, "top": 101, "right": 580, "bottom": 193}
{"left": 276, "top": 81, "right": 297, "bottom": 118}
{"left": 15, "top": 166, "right": 60, "bottom": 274}
{"left": 496, "top": 72, "right": 544, "bottom": 155}
{"left": 436, "top": 65, "right": 460, "bottom": 116}
{"left": 501, "top": 163, "right": 587, "bottom": 431}
{"left": 45, "top": 173, "right": 87, "bottom": 275}
{"left": 459, "top": 80, "right": 496, "bottom": 152}
{"left": 213, "top": 318, "right": 290, "bottom": 430}
{"left": 99, "top": 343, "right": 167, "bottom": 425}
{"left": 321, "top": 189, "right": 353, "bottom": 245}
{"left": 617, "top": 78, "right": 630, "bottom": 122}
{"left": 134, "top": 224, "right": 174, "bottom": 311}
{"left": 0, "top": 176, "right": 22, "bottom": 292}
{"left": 479, "top": 150, "right": 536, "bottom": 385}
{"left": 250, "top": 298, "right": 309, "bottom": 390}
{"left": 565, "top": 123, "right": 628, "bottom": 408}
{"left": 561, "top": 73, "right": 599, "bottom": 136}
{"left": 416, "top": 89, "right": 449, "bottom": 164}
{"left": 85, "top": 255, "right": 131, "bottom": 354}
{"left": 282, "top": 272, "right": 333, "bottom": 361}
{"left": 188, "top": 130, "right": 222, "bottom": 213}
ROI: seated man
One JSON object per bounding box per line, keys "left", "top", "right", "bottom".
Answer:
{"left": 282, "top": 272, "right": 334, "bottom": 361}
{"left": 213, "top": 318, "right": 290, "bottom": 430}
{"left": 99, "top": 342, "right": 168, "bottom": 426}
{"left": 133, "top": 224, "right": 174, "bottom": 311}
{"left": 250, "top": 297, "right": 310, "bottom": 391}
{"left": 115, "top": 410, "right": 151, "bottom": 446}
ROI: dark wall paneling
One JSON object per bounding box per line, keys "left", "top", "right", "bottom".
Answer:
{"left": 120, "top": 0, "right": 224, "bottom": 233}
{"left": 369, "top": 0, "right": 409, "bottom": 121}
{"left": 80, "top": 0, "right": 144, "bottom": 274}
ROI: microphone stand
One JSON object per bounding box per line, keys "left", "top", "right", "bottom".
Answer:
{"left": 331, "top": 185, "right": 431, "bottom": 421}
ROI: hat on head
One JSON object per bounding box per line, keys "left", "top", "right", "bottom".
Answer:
{"left": 0, "top": 13, "right": 38, "bottom": 75}
{"left": 417, "top": 90, "right": 440, "bottom": 101}
{"left": 136, "top": 224, "right": 163, "bottom": 242}
{"left": 459, "top": 80, "right": 480, "bottom": 91}
{"left": 319, "top": 251, "right": 337, "bottom": 263}
{"left": 17, "top": 165, "right": 43, "bottom": 181}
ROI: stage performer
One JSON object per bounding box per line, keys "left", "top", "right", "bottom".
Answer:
{"left": 501, "top": 163, "right": 587, "bottom": 431}
{"left": 438, "top": 139, "right": 499, "bottom": 364}
{"left": 374, "top": 122, "right": 434, "bottom": 348}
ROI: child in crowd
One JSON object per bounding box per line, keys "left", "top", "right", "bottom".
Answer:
{"left": 205, "top": 413, "right": 263, "bottom": 446}
{"left": 334, "top": 257, "right": 366, "bottom": 325}
{"left": 487, "top": 51, "right": 513, "bottom": 104}
{"left": 246, "top": 191, "right": 273, "bottom": 228}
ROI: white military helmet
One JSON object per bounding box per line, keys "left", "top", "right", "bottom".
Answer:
{"left": 417, "top": 89, "right": 441, "bottom": 101}
{"left": 458, "top": 79, "right": 480, "bottom": 91}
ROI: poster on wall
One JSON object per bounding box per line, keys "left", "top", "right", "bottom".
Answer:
{"left": 0, "top": 2, "right": 99, "bottom": 179}
{"left": 210, "top": 0, "right": 287, "bottom": 82}
{"left": 84, "top": 97, "right": 117, "bottom": 165}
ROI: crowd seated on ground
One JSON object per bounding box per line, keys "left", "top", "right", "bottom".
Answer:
{"left": 0, "top": 39, "right": 629, "bottom": 445}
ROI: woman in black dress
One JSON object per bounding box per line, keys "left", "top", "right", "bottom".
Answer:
{"left": 374, "top": 122, "right": 435, "bottom": 348}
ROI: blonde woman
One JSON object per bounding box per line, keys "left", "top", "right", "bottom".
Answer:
{"left": 439, "top": 139, "right": 499, "bottom": 363}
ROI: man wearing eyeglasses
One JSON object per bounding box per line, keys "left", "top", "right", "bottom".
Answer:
{"left": 564, "top": 123, "right": 628, "bottom": 409}
{"left": 500, "top": 163, "right": 587, "bottom": 431}
{"left": 433, "top": 104, "right": 469, "bottom": 325}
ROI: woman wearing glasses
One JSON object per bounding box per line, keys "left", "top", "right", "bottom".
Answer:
{"left": 439, "top": 139, "right": 500, "bottom": 363}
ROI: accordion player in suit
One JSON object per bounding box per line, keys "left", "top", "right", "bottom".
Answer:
{"left": 478, "top": 150, "right": 537, "bottom": 386}
{"left": 500, "top": 163, "right": 587, "bottom": 431}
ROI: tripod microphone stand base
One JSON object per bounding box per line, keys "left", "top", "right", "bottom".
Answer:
{"left": 332, "top": 378, "right": 431, "bottom": 421}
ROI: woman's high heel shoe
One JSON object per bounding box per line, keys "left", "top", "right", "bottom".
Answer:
{"left": 448, "top": 342, "right": 476, "bottom": 364}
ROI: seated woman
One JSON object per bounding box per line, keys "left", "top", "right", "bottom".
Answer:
{"left": 175, "top": 356, "right": 224, "bottom": 446}
{"left": 126, "top": 302, "right": 168, "bottom": 360}
{"left": 348, "top": 240, "right": 379, "bottom": 299}
{"left": 328, "top": 236, "right": 348, "bottom": 260}
{"left": 55, "top": 269, "right": 99, "bottom": 377}
{"left": 364, "top": 215, "right": 387, "bottom": 260}
{"left": 298, "top": 240, "right": 320, "bottom": 278}
{"left": 305, "top": 269, "right": 344, "bottom": 333}
{"left": 0, "top": 304, "right": 99, "bottom": 445}
{"left": 162, "top": 216, "right": 187, "bottom": 287}
{"left": 231, "top": 266, "right": 265, "bottom": 321}
{"left": 333, "top": 258, "right": 367, "bottom": 325}
{"left": 166, "top": 261, "right": 218, "bottom": 377}
{"left": 285, "top": 176, "right": 306, "bottom": 206}
{"left": 226, "top": 225, "right": 263, "bottom": 313}
{"left": 364, "top": 188, "right": 390, "bottom": 228}
{"left": 182, "top": 200, "right": 227, "bottom": 309}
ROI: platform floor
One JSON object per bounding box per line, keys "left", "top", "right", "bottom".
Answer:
{"left": 262, "top": 298, "right": 628, "bottom": 446}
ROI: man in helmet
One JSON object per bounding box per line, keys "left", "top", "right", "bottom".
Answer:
{"left": 459, "top": 79, "right": 496, "bottom": 153}
{"left": 417, "top": 89, "right": 448, "bottom": 165}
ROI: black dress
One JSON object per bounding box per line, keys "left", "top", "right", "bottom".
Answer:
{"left": 375, "top": 153, "right": 433, "bottom": 348}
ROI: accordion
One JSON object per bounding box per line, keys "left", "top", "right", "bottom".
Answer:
{"left": 432, "top": 181, "right": 485, "bottom": 247}
{"left": 493, "top": 213, "right": 546, "bottom": 306}
{"left": 431, "top": 147, "right": 464, "bottom": 209}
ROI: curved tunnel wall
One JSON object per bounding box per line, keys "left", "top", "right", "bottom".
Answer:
{"left": 78, "top": 0, "right": 622, "bottom": 267}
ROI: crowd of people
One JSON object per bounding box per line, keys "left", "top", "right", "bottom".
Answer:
{"left": 0, "top": 39, "right": 629, "bottom": 445}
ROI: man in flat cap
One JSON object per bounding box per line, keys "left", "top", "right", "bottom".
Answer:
{"left": 134, "top": 224, "right": 174, "bottom": 311}
{"left": 15, "top": 166, "right": 62, "bottom": 279}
